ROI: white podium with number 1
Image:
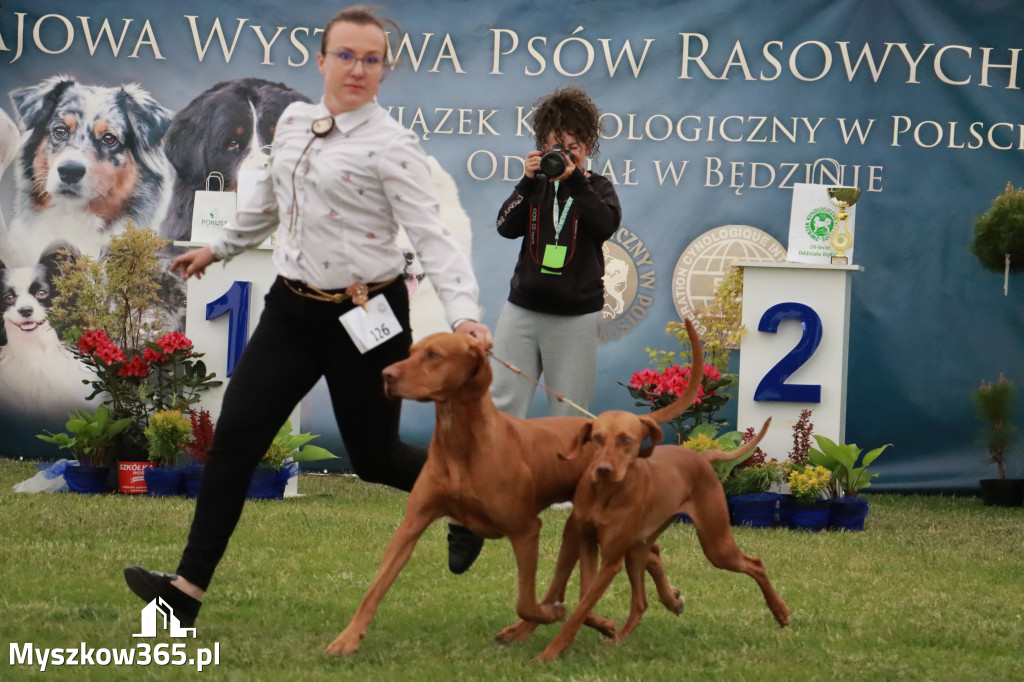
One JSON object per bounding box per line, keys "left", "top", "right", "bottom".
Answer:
{"left": 176, "top": 242, "right": 301, "bottom": 431}
{"left": 735, "top": 261, "right": 863, "bottom": 460}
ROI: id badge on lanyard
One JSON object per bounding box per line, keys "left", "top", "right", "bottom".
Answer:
{"left": 543, "top": 181, "right": 573, "bottom": 275}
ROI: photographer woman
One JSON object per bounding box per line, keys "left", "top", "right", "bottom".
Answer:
{"left": 491, "top": 87, "right": 621, "bottom": 418}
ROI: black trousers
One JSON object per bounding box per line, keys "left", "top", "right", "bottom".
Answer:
{"left": 177, "top": 276, "right": 426, "bottom": 590}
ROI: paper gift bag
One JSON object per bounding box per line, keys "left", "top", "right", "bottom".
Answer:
{"left": 787, "top": 181, "right": 857, "bottom": 265}
{"left": 190, "top": 172, "right": 236, "bottom": 243}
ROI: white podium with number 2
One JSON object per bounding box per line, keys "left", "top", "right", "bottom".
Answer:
{"left": 735, "top": 261, "right": 863, "bottom": 460}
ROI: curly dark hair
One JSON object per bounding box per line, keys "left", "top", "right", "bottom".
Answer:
{"left": 532, "top": 86, "right": 602, "bottom": 158}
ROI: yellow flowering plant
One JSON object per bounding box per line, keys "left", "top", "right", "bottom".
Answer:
{"left": 787, "top": 465, "right": 832, "bottom": 504}
{"left": 144, "top": 409, "right": 193, "bottom": 467}
{"left": 683, "top": 424, "right": 752, "bottom": 483}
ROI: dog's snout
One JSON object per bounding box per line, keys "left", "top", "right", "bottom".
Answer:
{"left": 17, "top": 306, "right": 34, "bottom": 318}
{"left": 594, "top": 462, "right": 613, "bottom": 478}
{"left": 381, "top": 365, "right": 400, "bottom": 383}
{"left": 58, "top": 162, "right": 86, "bottom": 184}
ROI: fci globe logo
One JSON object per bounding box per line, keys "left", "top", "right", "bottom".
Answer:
{"left": 672, "top": 225, "right": 785, "bottom": 336}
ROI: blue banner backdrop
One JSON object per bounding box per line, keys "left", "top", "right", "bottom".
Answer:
{"left": 1, "top": 0, "right": 1021, "bottom": 491}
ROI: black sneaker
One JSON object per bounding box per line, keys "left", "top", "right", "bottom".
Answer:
{"left": 124, "top": 566, "right": 201, "bottom": 627}
{"left": 447, "top": 523, "right": 484, "bottom": 575}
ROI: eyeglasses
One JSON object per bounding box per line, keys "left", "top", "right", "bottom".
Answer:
{"left": 327, "top": 50, "right": 384, "bottom": 71}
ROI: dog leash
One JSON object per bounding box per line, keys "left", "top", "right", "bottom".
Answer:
{"left": 487, "top": 351, "right": 596, "bottom": 419}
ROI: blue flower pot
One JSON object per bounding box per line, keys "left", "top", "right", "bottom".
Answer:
{"left": 64, "top": 463, "right": 114, "bottom": 494}
{"left": 184, "top": 465, "right": 204, "bottom": 498}
{"left": 247, "top": 465, "right": 294, "bottom": 500}
{"left": 828, "top": 496, "right": 869, "bottom": 531}
{"left": 728, "top": 493, "right": 783, "bottom": 528}
{"left": 144, "top": 467, "right": 186, "bottom": 497}
{"left": 785, "top": 500, "right": 830, "bottom": 531}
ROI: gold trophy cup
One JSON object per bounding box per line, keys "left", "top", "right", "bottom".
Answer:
{"left": 827, "top": 186, "right": 861, "bottom": 264}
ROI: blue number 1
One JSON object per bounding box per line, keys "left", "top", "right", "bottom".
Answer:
{"left": 205, "top": 281, "right": 251, "bottom": 377}
{"left": 753, "top": 302, "right": 823, "bottom": 403}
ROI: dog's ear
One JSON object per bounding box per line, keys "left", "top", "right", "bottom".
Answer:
{"left": 0, "top": 264, "right": 6, "bottom": 347}
{"left": 253, "top": 80, "right": 311, "bottom": 145}
{"left": 37, "top": 241, "right": 79, "bottom": 284}
{"left": 559, "top": 421, "right": 593, "bottom": 461}
{"left": 457, "top": 337, "right": 492, "bottom": 401}
{"left": 9, "top": 75, "right": 76, "bottom": 130}
{"left": 162, "top": 105, "right": 208, "bottom": 187}
{"left": 118, "top": 83, "right": 172, "bottom": 150}
{"left": 637, "top": 417, "right": 664, "bottom": 459}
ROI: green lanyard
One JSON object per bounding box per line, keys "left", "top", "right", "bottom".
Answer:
{"left": 551, "top": 181, "right": 574, "bottom": 244}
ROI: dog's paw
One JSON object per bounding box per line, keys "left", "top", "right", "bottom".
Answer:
{"left": 494, "top": 620, "right": 537, "bottom": 643}
{"left": 535, "top": 646, "right": 562, "bottom": 662}
{"left": 666, "top": 589, "right": 685, "bottom": 615}
{"left": 324, "top": 629, "right": 363, "bottom": 656}
{"left": 584, "top": 613, "right": 616, "bottom": 638}
{"left": 774, "top": 603, "right": 791, "bottom": 628}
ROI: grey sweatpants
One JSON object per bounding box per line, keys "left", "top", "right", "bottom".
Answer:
{"left": 489, "top": 302, "right": 601, "bottom": 418}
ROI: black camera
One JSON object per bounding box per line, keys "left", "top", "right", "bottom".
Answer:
{"left": 538, "top": 145, "right": 569, "bottom": 178}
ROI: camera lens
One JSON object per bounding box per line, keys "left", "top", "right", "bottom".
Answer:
{"left": 539, "top": 146, "right": 568, "bottom": 178}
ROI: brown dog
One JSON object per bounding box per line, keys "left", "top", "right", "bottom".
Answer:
{"left": 324, "top": 322, "right": 705, "bottom": 655}
{"left": 538, "top": 412, "right": 789, "bottom": 660}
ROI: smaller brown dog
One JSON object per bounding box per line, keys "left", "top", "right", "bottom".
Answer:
{"left": 538, "top": 412, "right": 789, "bottom": 660}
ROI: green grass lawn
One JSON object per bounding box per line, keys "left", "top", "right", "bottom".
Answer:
{"left": 1, "top": 457, "right": 1022, "bottom": 681}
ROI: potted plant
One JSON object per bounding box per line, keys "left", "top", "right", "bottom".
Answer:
{"left": 806, "top": 435, "right": 892, "bottom": 530}
{"left": 48, "top": 224, "right": 201, "bottom": 490}
{"left": 674, "top": 425, "right": 750, "bottom": 524}
{"left": 625, "top": 268, "right": 743, "bottom": 444}
{"left": 784, "top": 465, "right": 832, "bottom": 530}
{"left": 248, "top": 420, "right": 338, "bottom": 500}
{"left": 970, "top": 182, "right": 1024, "bottom": 293}
{"left": 723, "top": 461, "right": 787, "bottom": 528}
{"left": 972, "top": 375, "right": 1023, "bottom": 507}
{"left": 183, "top": 408, "right": 214, "bottom": 498}
{"left": 143, "top": 409, "right": 193, "bottom": 496}
{"left": 69, "top": 327, "right": 221, "bottom": 494}
{"left": 36, "top": 404, "right": 132, "bottom": 493}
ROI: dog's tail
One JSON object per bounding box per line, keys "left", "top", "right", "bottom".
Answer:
{"left": 648, "top": 318, "right": 704, "bottom": 425}
{"left": 698, "top": 418, "right": 772, "bottom": 463}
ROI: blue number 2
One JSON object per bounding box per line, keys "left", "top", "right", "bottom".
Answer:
{"left": 205, "top": 281, "right": 251, "bottom": 377}
{"left": 753, "top": 302, "right": 822, "bottom": 403}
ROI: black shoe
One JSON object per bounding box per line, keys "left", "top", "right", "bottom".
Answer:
{"left": 447, "top": 523, "right": 484, "bottom": 575}
{"left": 124, "top": 565, "right": 201, "bottom": 627}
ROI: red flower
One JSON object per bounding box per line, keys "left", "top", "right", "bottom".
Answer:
{"left": 186, "top": 407, "right": 215, "bottom": 466}
{"left": 92, "top": 339, "right": 126, "bottom": 364}
{"left": 142, "top": 347, "right": 166, "bottom": 364}
{"left": 156, "top": 331, "right": 193, "bottom": 355}
{"left": 738, "top": 426, "right": 767, "bottom": 468}
{"left": 630, "top": 363, "right": 719, "bottom": 405}
{"left": 77, "top": 329, "right": 110, "bottom": 355}
{"left": 118, "top": 355, "right": 151, "bottom": 378}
